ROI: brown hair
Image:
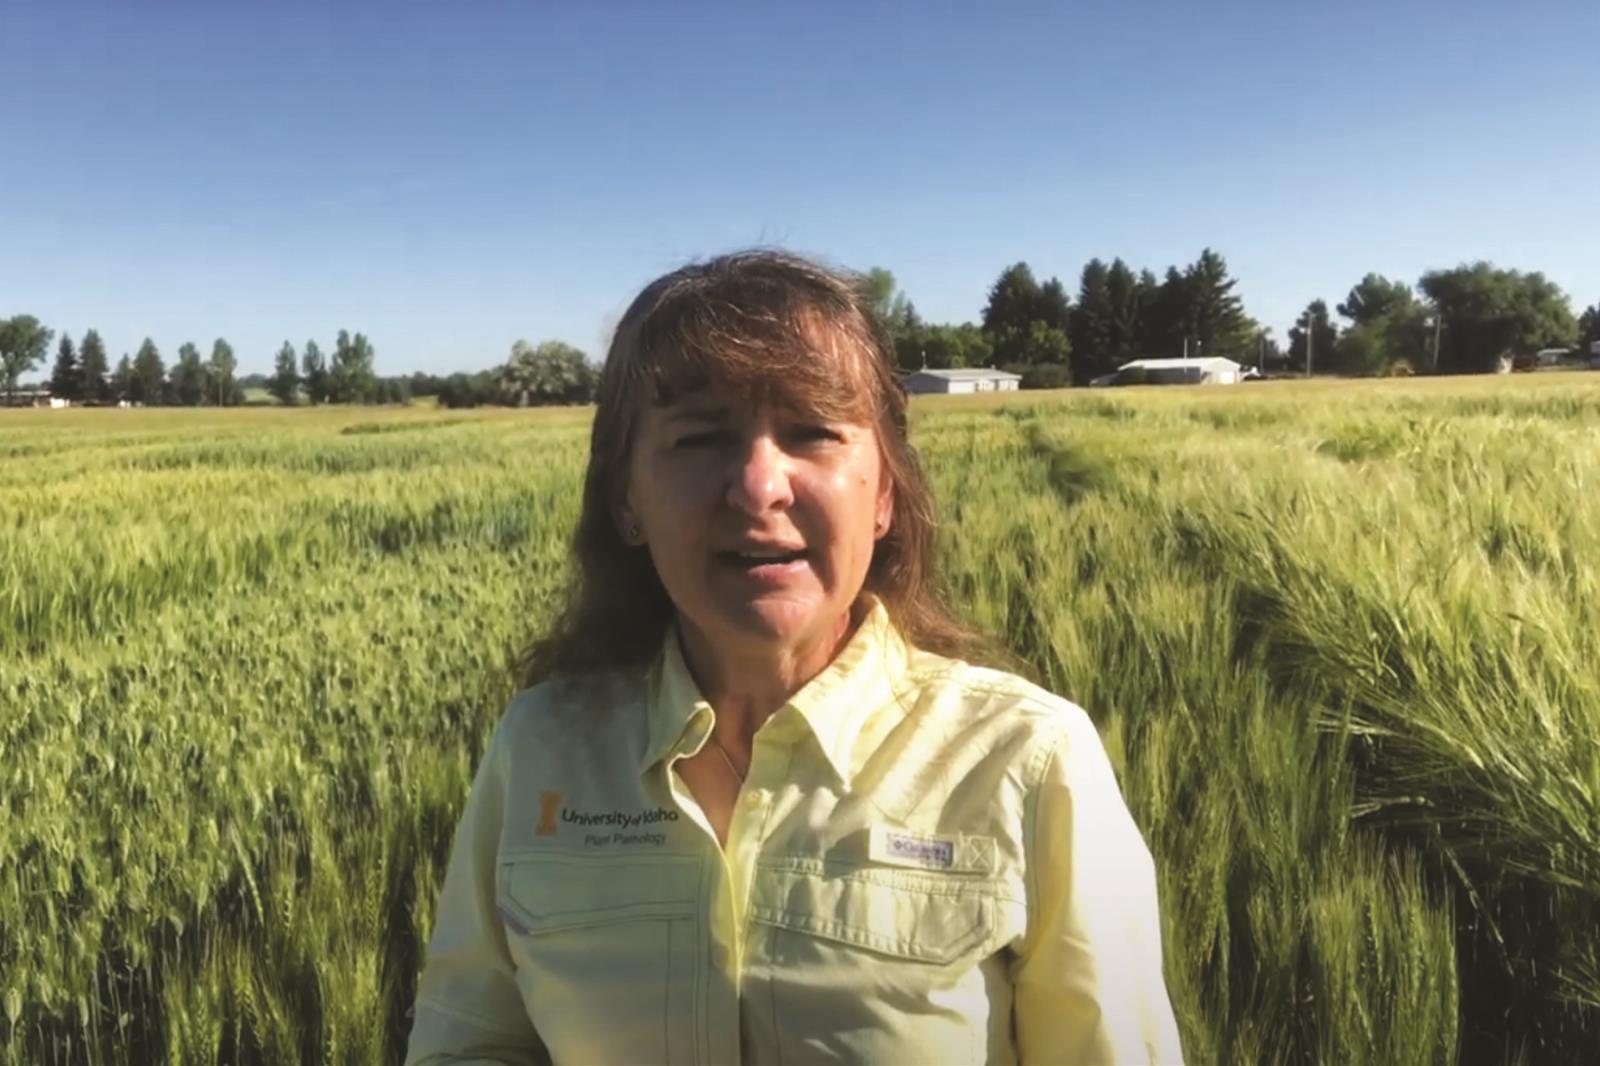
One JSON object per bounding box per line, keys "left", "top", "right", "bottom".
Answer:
{"left": 517, "top": 248, "right": 1004, "bottom": 685}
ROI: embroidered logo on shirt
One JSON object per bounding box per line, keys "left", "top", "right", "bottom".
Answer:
{"left": 560, "top": 805, "right": 679, "bottom": 829}
{"left": 537, "top": 791, "right": 562, "bottom": 836}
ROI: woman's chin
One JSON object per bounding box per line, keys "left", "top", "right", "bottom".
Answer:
{"left": 706, "top": 592, "right": 834, "bottom": 647}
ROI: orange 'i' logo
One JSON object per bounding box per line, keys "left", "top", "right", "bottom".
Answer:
{"left": 537, "top": 791, "right": 562, "bottom": 836}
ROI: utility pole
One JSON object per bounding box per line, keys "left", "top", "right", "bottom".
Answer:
{"left": 1307, "top": 314, "right": 1315, "bottom": 378}
{"left": 1432, "top": 314, "right": 1442, "bottom": 372}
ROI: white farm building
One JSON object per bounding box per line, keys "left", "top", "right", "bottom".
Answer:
{"left": 1100, "top": 356, "right": 1245, "bottom": 386}
{"left": 902, "top": 368, "right": 1023, "bottom": 396}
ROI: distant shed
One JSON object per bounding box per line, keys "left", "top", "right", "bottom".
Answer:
{"left": 903, "top": 368, "right": 1023, "bottom": 396}
{"left": 1, "top": 388, "right": 66, "bottom": 408}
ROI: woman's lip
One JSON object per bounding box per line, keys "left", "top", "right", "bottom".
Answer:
{"left": 716, "top": 554, "right": 811, "bottom": 585}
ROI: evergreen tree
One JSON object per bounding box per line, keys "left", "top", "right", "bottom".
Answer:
{"left": 1143, "top": 268, "right": 1193, "bottom": 356}
{"left": 270, "top": 341, "right": 300, "bottom": 405}
{"left": 49, "top": 333, "right": 80, "bottom": 401}
{"left": 891, "top": 302, "right": 927, "bottom": 371}
{"left": 111, "top": 354, "right": 133, "bottom": 401}
{"left": 1034, "top": 277, "right": 1073, "bottom": 334}
{"left": 1579, "top": 303, "right": 1600, "bottom": 352}
{"left": 130, "top": 339, "right": 166, "bottom": 405}
{"left": 1185, "top": 248, "right": 1252, "bottom": 357}
{"left": 982, "top": 262, "right": 1071, "bottom": 368}
{"left": 1070, "top": 259, "right": 1116, "bottom": 383}
{"left": 1105, "top": 258, "right": 1146, "bottom": 362}
{"left": 982, "top": 262, "right": 1041, "bottom": 340}
{"left": 172, "top": 343, "right": 206, "bottom": 406}
{"left": 1287, "top": 300, "right": 1339, "bottom": 374}
{"left": 78, "top": 329, "right": 110, "bottom": 403}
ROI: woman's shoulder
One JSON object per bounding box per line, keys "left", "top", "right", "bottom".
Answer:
{"left": 492, "top": 661, "right": 655, "bottom": 752}
{"left": 899, "top": 646, "right": 1109, "bottom": 775}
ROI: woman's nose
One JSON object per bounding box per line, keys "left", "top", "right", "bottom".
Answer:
{"left": 726, "top": 434, "right": 794, "bottom": 515}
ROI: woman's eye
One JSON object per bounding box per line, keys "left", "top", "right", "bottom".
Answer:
{"left": 793, "top": 424, "right": 843, "bottom": 443}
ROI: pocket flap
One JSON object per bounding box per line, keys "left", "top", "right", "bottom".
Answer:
{"left": 750, "top": 864, "right": 993, "bottom": 963}
{"left": 499, "top": 854, "right": 701, "bottom": 934}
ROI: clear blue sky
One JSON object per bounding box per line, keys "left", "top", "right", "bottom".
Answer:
{"left": 4, "top": 0, "right": 1597, "bottom": 375}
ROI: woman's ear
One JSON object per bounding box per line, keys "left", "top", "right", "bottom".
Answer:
{"left": 874, "top": 482, "right": 894, "bottom": 540}
{"left": 616, "top": 506, "right": 645, "bottom": 546}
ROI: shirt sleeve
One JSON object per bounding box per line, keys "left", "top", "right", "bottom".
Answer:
{"left": 405, "top": 716, "right": 552, "bottom": 1066}
{"left": 1011, "top": 717, "right": 1185, "bottom": 1066}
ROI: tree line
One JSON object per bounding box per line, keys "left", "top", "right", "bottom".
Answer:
{"left": 7, "top": 257, "right": 1598, "bottom": 406}
{"left": 0, "top": 307, "right": 600, "bottom": 409}
{"left": 267, "top": 338, "right": 595, "bottom": 408}
{"left": 867, "top": 254, "right": 1600, "bottom": 381}
{"left": 0, "top": 319, "right": 397, "bottom": 407}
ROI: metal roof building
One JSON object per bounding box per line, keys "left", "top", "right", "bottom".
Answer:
{"left": 1107, "top": 356, "right": 1244, "bottom": 386}
{"left": 902, "top": 368, "right": 1023, "bottom": 395}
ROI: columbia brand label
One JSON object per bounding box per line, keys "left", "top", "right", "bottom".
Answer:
{"left": 869, "top": 827, "right": 957, "bottom": 870}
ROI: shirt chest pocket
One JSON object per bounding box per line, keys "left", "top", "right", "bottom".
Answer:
{"left": 749, "top": 862, "right": 1002, "bottom": 1064}
{"left": 498, "top": 852, "right": 704, "bottom": 1066}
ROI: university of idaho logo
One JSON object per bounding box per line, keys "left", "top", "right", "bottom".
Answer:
{"left": 537, "top": 790, "right": 562, "bottom": 836}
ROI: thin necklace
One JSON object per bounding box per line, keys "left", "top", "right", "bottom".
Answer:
{"left": 709, "top": 731, "right": 748, "bottom": 782}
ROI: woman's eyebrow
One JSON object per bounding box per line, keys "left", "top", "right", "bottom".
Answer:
{"left": 662, "top": 404, "right": 732, "bottom": 424}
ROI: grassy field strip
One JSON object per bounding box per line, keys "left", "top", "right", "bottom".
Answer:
{"left": 2, "top": 379, "right": 1598, "bottom": 1063}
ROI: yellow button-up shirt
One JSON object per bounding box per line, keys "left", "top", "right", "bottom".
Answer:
{"left": 407, "top": 600, "right": 1183, "bottom": 1065}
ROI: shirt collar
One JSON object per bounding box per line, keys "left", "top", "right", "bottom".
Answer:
{"left": 640, "top": 596, "right": 911, "bottom": 787}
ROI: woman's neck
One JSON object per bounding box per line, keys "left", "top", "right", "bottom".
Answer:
{"left": 676, "top": 604, "right": 861, "bottom": 747}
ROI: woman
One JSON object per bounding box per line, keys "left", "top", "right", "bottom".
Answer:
{"left": 406, "top": 251, "right": 1184, "bottom": 1065}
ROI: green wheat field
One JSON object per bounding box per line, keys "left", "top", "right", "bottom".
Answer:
{"left": 3, "top": 377, "right": 1598, "bottom": 1064}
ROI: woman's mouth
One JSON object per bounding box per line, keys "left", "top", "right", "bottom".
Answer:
{"left": 717, "top": 548, "right": 810, "bottom": 583}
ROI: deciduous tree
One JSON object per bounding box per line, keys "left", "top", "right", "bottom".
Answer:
{"left": 0, "top": 315, "right": 54, "bottom": 402}
{"left": 302, "top": 340, "right": 329, "bottom": 404}
{"left": 497, "top": 340, "right": 595, "bottom": 405}
{"left": 1337, "top": 273, "right": 1415, "bottom": 326}
{"left": 329, "top": 330, "right": 376, "bottom": 403}
{"left": 860, "top": 267, "right": 910, "bottom": 327}
{"left": 209, "top": 338, "right": 239, "bottom": 405}
{"left": 1418, "top": 263, "right": 1576, "bottom": 372}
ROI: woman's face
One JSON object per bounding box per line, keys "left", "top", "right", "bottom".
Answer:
{"left": 623, "top": 380, "right": 893, "bottom": 659}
